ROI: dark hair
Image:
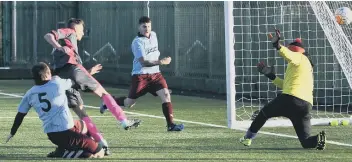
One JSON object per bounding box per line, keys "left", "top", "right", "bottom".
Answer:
{"left": 67, "top": 18, "right": 84, "bottom": 29}
{"left": 31, "top": 62, "right": 51, "bottom": 85}
{"left": 139, "top": 16, "right": 151, "bottom": 24}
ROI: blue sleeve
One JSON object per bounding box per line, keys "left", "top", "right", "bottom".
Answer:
{"left": 18, "top": 93, "right": 31, "bottom": 114}
{"left": 132, "top": 40, "right": 145, "bottom": 59}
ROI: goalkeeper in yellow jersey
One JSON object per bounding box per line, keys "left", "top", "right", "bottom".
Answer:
{"left": 240, "top": 29, "right": 326, "bottom": 150}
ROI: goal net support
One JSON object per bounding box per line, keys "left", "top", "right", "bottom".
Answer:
{"left": 225, "top": 1, "right": 352, "bottom": 128}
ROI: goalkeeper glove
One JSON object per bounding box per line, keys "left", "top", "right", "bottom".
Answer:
{"left": 268, "top": 29, "right": 281, "bottom": 50}
{"left": 257, "top": 62, "right": 276, "bottom": 80}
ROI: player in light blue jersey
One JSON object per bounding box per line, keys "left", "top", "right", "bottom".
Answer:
{"left": 101, "top": 16, "right": 184, "bottom": 131}
{"left": 6, "top": 62, "right": 105, "bottom": 158}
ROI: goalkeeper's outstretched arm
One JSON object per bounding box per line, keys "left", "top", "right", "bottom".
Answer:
{"left": 257, "top": 62, "right": 283, "bottom": 89}
{"left": 269, "top": 30, "right": 305, "bottom": 66}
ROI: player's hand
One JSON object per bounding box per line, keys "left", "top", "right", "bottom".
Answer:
{"left": 5, "top": 134, "right": 13, "bottom": 143}
{"left": 268, "top": 29, "right": 281, "bottom": 50}
{"left": 90, "top": 64, "right": 103, "bottom": 75}
{"left": 160, "top": 57, "right": 172, "bottom": 65}
{"left": 57, "top": 46, "right": 71, "bottom": 54}
{"left": 257, "top": 62, "right": 276, "bottom": 80}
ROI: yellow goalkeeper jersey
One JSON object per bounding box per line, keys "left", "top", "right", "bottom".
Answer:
{"left": 272, "top": 46, "right": 313, "bottom": 105}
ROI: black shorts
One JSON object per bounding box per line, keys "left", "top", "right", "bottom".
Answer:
{"left": 66, "top": 88, "right": 84, "bottom": 108}
{"left": 55, "top": 64, "right": 100, "bottom": 92}
{"left": 261, "top": 94, "right": 311, "bottom": 119}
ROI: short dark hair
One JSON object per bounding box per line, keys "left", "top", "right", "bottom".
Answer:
{"left": 139, "top": 16, "right": 151, "bottom": 24}
{"left": 67, "top": 18, "right": 84, "bottom": 29}
{"left": 31, "top": 62, "right": 51, "bottom": 85}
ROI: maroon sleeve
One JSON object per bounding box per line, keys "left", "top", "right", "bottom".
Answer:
{"left": 50, "top": 28, "right": 75, "bottom": 41}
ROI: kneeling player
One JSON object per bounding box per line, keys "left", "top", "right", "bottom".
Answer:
{"left": 240, "top": 29, "right": 326, "bottom": 150}
{"left": 6, "top": 62, "right": 104, "bottom": 158}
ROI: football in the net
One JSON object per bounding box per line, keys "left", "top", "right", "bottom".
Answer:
{"left": 335, "top": 7, "right": 352, "bottom": 25}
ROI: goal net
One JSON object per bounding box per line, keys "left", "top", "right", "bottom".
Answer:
{"left": 225, "top": 1, "right": 352, "bottom": 128}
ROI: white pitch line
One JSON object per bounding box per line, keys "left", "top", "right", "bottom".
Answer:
{"left": 0, "top": 96, "right": 22, "bottom": 98}
{"left": 1, "top": 92, "right": 352, "bottom": 147}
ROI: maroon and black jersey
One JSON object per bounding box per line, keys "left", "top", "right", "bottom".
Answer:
{"left": 50, "top": 28, "right": 83, "bottom": 69}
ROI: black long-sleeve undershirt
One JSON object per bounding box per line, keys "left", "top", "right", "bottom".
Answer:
{"left": 10, "top": 112, "right": 27, "bottom": 135}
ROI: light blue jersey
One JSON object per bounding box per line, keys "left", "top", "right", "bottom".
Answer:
{"left": 18, "top": 76, "right": 74, "bottom": 133}
{"left": 131, "top": 31, "right": 160, "bottom": 75}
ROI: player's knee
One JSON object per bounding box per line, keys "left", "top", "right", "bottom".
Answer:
{"left": 300, "top": 141, "right": 314, "bottom": 149}
{"left": 80, "top": 120, "right": 88, "bottom": 134}
{"left": 159, "top": 89, "right": 171, "bottom": 103}
{"left": 164, "top": 92, "right": 171, "bottom": 102}
{"left": 298, "top": 136, "right": 316, "bottom": 149}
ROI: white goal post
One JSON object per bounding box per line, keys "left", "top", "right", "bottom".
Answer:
{"left": 224, "top": 1, "right": 352, "bottom": 128}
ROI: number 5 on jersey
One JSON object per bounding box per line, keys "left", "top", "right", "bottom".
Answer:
{"left": 38, "top": 93, "right": 52, "bottom": 112}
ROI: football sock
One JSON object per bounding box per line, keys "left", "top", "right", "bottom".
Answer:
{"left": 245, "top": 130, "right": 257, "bottom": 139}
{"left": 162, "top": 102, "right": 174, "bottom": 127}
{"left": 102, "top": 94, "right": 127, "bottom": 122}
{"left": 82, "top": 117, "right": 103, "bottom": 142}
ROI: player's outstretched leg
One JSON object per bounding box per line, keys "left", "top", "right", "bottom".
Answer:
{"left": 240, "top": 110, "right": 269, "bottom": 146}
{"left": 99, "top": 92, "right": 141, "bottom": 130}
{"left": 240, "top": 95, "right": 283, "bottom": 146}
{"left": 73, "top": 64, "right": 141, "bottom": 130}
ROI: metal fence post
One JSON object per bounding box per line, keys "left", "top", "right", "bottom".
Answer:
{"left": 33, "top": 1, "right": 38, "bottom": 65}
